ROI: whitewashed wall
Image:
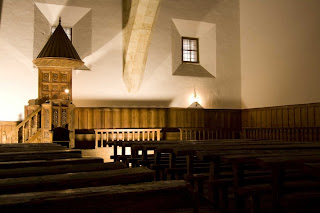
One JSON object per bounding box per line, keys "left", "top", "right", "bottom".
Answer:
{"left": 0, "top": 0, "right": 241, "bottom": 121}
{"left": 240, "top": 0, "right": 320, "bottom": 108}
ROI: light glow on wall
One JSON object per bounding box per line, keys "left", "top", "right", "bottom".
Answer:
{"left": 189, "top": 87, "right": 201, "bottom": 105}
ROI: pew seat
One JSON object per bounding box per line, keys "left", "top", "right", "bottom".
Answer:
{"left": 0, "top": 166, "right": 155, "bottom": 194}
{"left": 0, "top": 180, "right": 193, "bottom": 213}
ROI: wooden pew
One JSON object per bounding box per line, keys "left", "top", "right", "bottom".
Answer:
{"left": 252, "top": 154, "right": 320, "bottom": 213}
{"left": 0, "top": 167, "right": 155, "bottom": 194}
{"left": 162, "top": 141, "right": 319, "bottom": 211}
{"left": 94, "top": 128, "right": 161, "bottom": 162}
{"left": 0, "top": 161, "right": 126, "bottom": 179}
{"left": 0, "top": 143, "right": 61, "bottom": 147}
{"left": 201, "top": 149, "right": 320, "bottom": 213}
{"left": 0, "top": 149, "right": 82, "bottom": 162}
{"left": 165, "top": 141, "right": 320, "bottom": 179}
{"left": 117, "top": 139, "right": 261, "bottom": 166}
{"left": 0, "top": 157, "right": 104, "bottom": 169}
{"left": 0, "top": 145, "right": 68, "bottom": 153}
{"left": 146, "top": 140, "right": 303, "bottom": 180}
{"left": 0, "top": 180, "right": 193, "bottom": 213}
{"left": 301, "top": 162, "right": 320, "bottom": 178}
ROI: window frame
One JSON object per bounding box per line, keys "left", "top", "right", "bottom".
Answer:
{"left": 181, "top": 37, "right": 199, "bottom": 63}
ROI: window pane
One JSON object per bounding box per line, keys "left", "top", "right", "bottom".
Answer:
{"left": 190, "top": 40, "right": 197, "bottom": 50}
{"left": 191, "top": 51, "right": 197, "bottom": 62}
{"left": 183, "top": 39, "right": 190, "bottom": 50}
{"left": 183, "top": 51, "right": 190, "bottom": 61}
{"left": 182, "top": 37, "right": 199, "bottom": 62}
{"left": 183, "top": 39, "right": 189, "bottom": 46}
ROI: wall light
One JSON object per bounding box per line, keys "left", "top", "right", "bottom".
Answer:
{"left": 64, "top": 88, "right": 70, "bottom": 100}
{"left": 190, "top": 86, "right": 201, "bottom": 107}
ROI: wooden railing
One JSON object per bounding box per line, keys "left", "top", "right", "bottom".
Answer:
{"left": 243, "top": 127, "right": 320, "bottom": 142}
{"left": 5, "top": 106, "right": 42, "bottom": 143}
{"left": 179, "top": 128, "right": 240, "bottom": 140}
{"left": 94, "top": 128, "right": 162, "bottom": 148}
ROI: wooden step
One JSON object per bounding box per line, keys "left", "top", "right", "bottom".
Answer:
{"left": 0, "top": 167, "right": 155, "bottom": 194}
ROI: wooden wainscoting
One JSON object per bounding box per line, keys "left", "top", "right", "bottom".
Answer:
{"left": 242, "top": 103, "right": 320, "bottom": 141}
{"left": 74, "top": 108, "right": 242, "bottom": 130}
{"left": 74, "top": 108, "right": 242, "bottom": 142}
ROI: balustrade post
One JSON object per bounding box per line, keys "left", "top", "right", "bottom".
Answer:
{"left": 35, "top": 114, "right": 38, "bottom": 131}
{"left": 28, "top": 120, "right": 31, "bottom": 141}
{"left": 15, "top": 130, "right": 19, "bottom": 144}
{"left": 100, "top": 132, "right": 104, "bottom": 147}
{"left": 22, "top": 125, "right": 25, "bottom": 143}
{"left": 95, "top": 131, "right": 98, "bottom": 148}
{"left": 157, "top": 130, "right": 160, "bottom": 141}
{"left": 152, "top": 130, "right": 155, "bottom": 141}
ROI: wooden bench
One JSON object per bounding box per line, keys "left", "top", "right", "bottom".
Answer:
{"left": 251, "top": 154, "right": 320, "bottom": 213}
{"left": 0, "top": 161, "right": 126, "bottom": 179}
{"left": 215, "top": 149, "right": 320, "bottom": 213}
{"left": 0, "top": 149, "right": 82, "bottom": 162}
{"left": 0, "top": 143, "right": 61, "bottom": 147}
{"left": 187, "top": 142, "right": 320, "bottom": 212}
{"left": 0, "top": 166, "right": 155, "bottom": 194}
{"left": 0, "top": 145, "right": 68, "bottom": 153}
{"left": 95, "top": 128, "right": 162, "bottom": 162}
{"left": 0, "top": 157, "right": 104, "bottom": 169}
{"left": 0, "top": 180, "right": 193, "bottom": 213}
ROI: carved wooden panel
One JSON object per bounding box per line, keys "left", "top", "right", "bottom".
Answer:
{"left": 38, "top": 68, "right": 72, "bottom": 100}
{"left": 0, "top": 121, "right": 18, "bottom": 143}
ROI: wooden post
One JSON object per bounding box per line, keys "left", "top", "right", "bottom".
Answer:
{"left": 157, "top": 129, "right": 160, "bottom": 141}
{"left": 94, "top": 131, "right": 98, "bottom": 148}
{"left": 100, "top": 132, "right": 103, "bottom": 148}
{"left": 22, "top": 126, "right": 25, "bottom": 143}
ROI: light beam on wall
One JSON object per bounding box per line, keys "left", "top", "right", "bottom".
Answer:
{"left": 122, "top": 0, "right": 161, "bottom": 93}
{"left": 35, "top": 3, "right": 91, "bottom": 27}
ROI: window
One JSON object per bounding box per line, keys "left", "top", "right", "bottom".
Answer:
{"left": 51, "top": 26, "right": 72, "bottom": 41}
{"left": 182, "top": 37, "right": 199, "bottom": 63}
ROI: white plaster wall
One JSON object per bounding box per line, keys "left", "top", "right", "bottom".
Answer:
{"left": 143, "top": 0, "right": 241, "bottom": 109}
{"left": 241, "top": 0, "right": 320, "bottom": 108}
{"left": 0, "top": 0, "right": 37, "bottom": 121}
{"left": 0, "top": 0, "right": 122, "bottom": 121}
{"left": 0, "top": 0, "right": 241, "bottom": 121}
